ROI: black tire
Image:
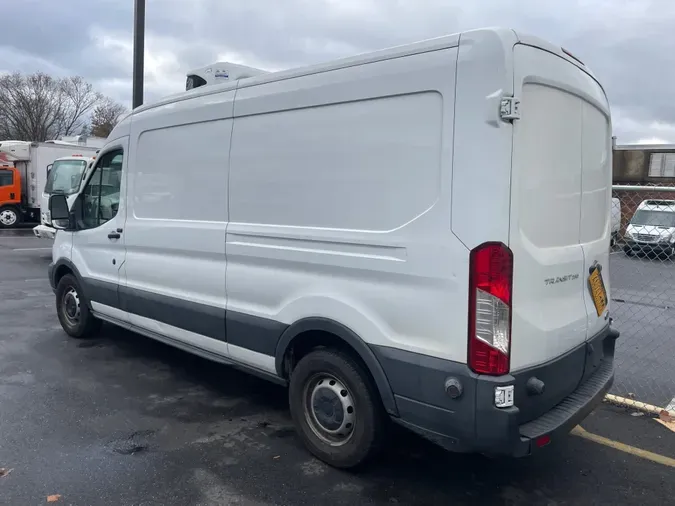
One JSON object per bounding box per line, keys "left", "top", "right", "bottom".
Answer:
{"left": 658, "top": 249, "right": 673, "bottom": 261}
{"left": 289, "top": 348, "right": 386, "bottom": 469}
{"left": 0, "top": 205, "right": 21, "bottom": 228}
{"left": 55, "top": 274, "right": 102, "bottom": 338}
{"left": 624, "top": 247, "right": 634, "bottom": 257}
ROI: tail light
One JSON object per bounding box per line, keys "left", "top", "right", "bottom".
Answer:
{"left": 468, "top": 242, "right": 513, "bottom": 375}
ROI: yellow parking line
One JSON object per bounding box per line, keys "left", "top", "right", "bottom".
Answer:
{"left": 571, "top": 425, "right": 675, "bottom": 468}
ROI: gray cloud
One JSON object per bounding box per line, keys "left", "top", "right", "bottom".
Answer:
{"left": 0, "top": 0, "right": 672, "bottom": 143}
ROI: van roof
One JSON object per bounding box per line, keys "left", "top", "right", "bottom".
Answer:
{"left": 131, "top": 27, "right": 598, "bottom": 116}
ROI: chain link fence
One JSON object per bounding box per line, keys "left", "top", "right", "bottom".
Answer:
{"left": 610, "top": 185, "right": 675, "bottom": 412}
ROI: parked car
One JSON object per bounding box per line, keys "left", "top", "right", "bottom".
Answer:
{"left": 46, "top": 27, "right": 618, "bottom": 469}
{"left": 624, "top": 199, "right": 675, "bottom": 257}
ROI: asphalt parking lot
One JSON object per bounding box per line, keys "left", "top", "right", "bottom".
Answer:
{"left": 610, "top": 249, "right": 675, "bottom": 407}
{"left": 1, "top": 229, "right": 674, "bottom": 506}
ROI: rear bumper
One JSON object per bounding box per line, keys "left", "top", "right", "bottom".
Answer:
{"left": 372, "top": 324, "right": 618, "bottom": 457}
{"left": 624, "top": 240, "right": 673, "bottom": 253}
{"left": 33, "top": 224, "right": 56, "bottom": 240}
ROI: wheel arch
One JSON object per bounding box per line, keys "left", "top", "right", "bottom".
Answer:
{"left": 51, "top": 259, "right": 87, "bottom": 299}
{"left": 275, "top": 317, "right": 398, "bottom": 416}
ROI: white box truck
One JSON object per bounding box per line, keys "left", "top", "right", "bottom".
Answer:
{"left": 0, "top": 141, "right": 97, "bottom": 229}
{"left": 46, "top": 27, "right": 618, "bottom": 469}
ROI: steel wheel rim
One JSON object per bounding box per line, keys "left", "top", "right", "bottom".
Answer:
{"left": 303, "top": 373, "right": 356, "bottom": 447}
{"left": 62, "top": 287, "right": 81, "bottom": 324}
{"left": 0, "top": 209, "right": 17, "bottom": 226}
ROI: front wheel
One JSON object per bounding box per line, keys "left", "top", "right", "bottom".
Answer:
{"left": 55, "top": 274, "right": 101, "bottom": 338}
{"left": 0, "top": 206, "right": 21, "bottom": 228}
{"left": 289, "top": 348, "right": 386, "bottom": 469}
{"left": 657, "top": 248, "right": 674, "bottom": 261}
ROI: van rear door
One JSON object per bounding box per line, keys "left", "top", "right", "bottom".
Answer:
{"left": 508, "top": 42, "right": 611, "bottom": 372}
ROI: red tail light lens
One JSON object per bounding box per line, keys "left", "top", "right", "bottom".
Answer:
{"left": 468, "top": 242, "right": 513, "bottom": 375}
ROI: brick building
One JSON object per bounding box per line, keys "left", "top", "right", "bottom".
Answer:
{"left": 612, "top": 140, "right": 675, "bottom": 232}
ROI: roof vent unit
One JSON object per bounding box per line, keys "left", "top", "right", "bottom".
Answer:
{"left": 185, "top": 62, "right": 269, "bottom": 90}
{"left": 0, "top": 141, "right": 31, "bottom": 161}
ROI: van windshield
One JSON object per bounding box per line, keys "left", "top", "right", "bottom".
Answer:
{"left": 631, "top": 209, "right": 675, "bottom": 227}
{"left": 44, "top": 159, "right": 88, "bottom": 195}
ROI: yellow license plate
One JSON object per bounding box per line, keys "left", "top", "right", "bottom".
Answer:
{"left": 588, "top": 267, "right": 608, "bottom": 316}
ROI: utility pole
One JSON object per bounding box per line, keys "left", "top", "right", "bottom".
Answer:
{"left": 132, "top": 0, "right": 145, "bottom": 109}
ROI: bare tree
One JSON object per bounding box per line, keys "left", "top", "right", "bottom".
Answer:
{"left": 0, "top": 72, "right": 63, "bottom": 141}
{"left": 58, "top": 76, "right": 103, "bottom": 136}
{"left": 0, "top": 72, "right": 107, "bottom": 142}
{"left": 90, "top": 98, "right": 128, "bottom": 138}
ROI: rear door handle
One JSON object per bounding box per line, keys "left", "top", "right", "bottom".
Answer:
{"left": 108, "top": 232, "right": 121, "bottom": 240}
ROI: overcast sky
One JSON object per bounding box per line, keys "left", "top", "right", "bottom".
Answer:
{"left": 1, "top": 0, "right": 672, "bottom": 144}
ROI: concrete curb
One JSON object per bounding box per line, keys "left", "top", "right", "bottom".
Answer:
{"left": 604, "top": 393, "right": 675, "bottom": 417}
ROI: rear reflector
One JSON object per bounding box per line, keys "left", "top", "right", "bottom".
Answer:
{"left": 536, "top": 435, "right": 551, "bottom": 448}
{"left": 468, "top": 242, "right": 513, "bottom": 375}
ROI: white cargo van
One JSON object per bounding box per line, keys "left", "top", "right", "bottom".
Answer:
{"left": 47, "top": 28, "right": 619, "bottom": 469}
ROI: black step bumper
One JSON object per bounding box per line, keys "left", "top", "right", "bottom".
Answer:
{"left": 372, "top": 325, "right": 619, "bottom": 457}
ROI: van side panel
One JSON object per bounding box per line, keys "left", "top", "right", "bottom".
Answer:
{"left": 122, "top": 91, "right": 233, "bottom": 357}
{"left": 227, "top": 48, "right": 465, "bottom": 362}
{"left": 230, "top": 93, "right": 441, "bottom": 231}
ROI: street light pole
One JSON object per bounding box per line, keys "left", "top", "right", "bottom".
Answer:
{"left": 132, "top": 0, "right": 146, "bottom": 109}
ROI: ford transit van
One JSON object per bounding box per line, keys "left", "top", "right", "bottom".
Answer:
{"left": 47, "top": 28, "right": 618, "bottom": 469}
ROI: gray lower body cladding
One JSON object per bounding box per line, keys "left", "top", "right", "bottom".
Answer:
{"left": 49, "top": 263, "right": 285, "bottom": 353}
{"left": 371, "top": 324, "right": 618, "bottom": 457}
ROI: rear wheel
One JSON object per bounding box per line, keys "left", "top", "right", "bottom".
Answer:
{"left": 289, "top": 348, "right": 386, "bottom": 469}
{"left": 55, "top": 274, "right": 101, "bottom": 338}
{"left": 0, "top": 206, "right": 21, "bottom": 228}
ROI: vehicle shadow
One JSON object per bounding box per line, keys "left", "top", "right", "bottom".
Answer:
{"left": 89, "top": 322, "right": 574, "bottom": 505}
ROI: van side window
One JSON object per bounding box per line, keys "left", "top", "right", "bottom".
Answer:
{"left": 80, "top": 149, "right": 123, "bottom": 229}
{"left": 0, "top": 169, "right": 13, "bottom": 187}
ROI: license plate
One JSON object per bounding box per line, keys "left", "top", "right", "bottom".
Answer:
{"left": 588, "top": 266, "right": 608, "bottom": 316}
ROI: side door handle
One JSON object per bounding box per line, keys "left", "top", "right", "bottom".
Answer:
{"left": 108, "top": 231, "right": 121, "bottom": 240}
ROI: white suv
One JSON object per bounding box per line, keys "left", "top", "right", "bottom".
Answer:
{"left": 624, "top": 199, "right": 675, "bottom": 257}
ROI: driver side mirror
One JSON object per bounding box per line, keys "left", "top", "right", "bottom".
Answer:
{"left": 46, "top": 164, "right": 53, "bottom": 175}
{"left": 49, "top": 194, "right": 70, "bottom": 230}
